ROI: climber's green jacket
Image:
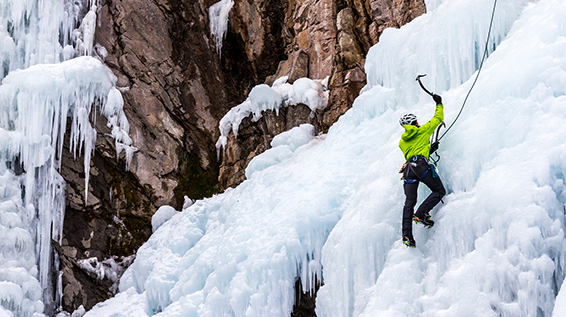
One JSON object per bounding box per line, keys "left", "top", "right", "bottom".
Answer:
{"left": 399, "top": 104, "right": 444, "bottom": 160}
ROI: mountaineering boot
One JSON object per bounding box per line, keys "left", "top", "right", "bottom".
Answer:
{"left": 413, "top": 214, "right": 434, "bottom": 228}
{"left": 402, "top": 235, "right": 416, "bottom": 248}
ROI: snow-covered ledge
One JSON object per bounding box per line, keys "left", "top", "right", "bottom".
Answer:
{"left": 216, "top": 76, "right": 329, "bottom": 153}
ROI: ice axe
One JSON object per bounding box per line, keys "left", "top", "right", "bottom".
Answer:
{"left": 416, "top": 74, "right": 434, "bottom": 96}
{"left": 416, "top": 74, "right": 444, "bottom": 165}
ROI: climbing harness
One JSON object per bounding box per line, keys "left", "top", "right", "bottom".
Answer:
{"left": 400, "top": 155, "right": 445, "bottom": 204}
{"left": 401, "top": 155, "right": 435, "bottom": 184}
{"left": 415, "top": 0, "right": 499, "bottom": 164}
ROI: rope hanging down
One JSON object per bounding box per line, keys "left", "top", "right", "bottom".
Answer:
{"left": 415, "top": 0, "right": 498, "bottom": 165}
{"left": 437, "top": 0, "right": 499, "bottom": 141}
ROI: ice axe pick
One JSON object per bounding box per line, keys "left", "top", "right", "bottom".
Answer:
{"left": 416, "top": 74, "right": 434, "bottom": 96}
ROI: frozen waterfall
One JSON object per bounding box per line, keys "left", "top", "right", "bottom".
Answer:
{"left": 0, "top": 0, "right": 133, "bottom": 316}
{"left": 83, "top": 0, "right": 566, "bottom": 316}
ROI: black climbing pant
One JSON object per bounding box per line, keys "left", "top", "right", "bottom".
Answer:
{"left": 402, "top": 155, "right": 446, "bottom": 237}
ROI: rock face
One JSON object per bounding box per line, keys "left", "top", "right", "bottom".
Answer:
{"left": 58, "top": 0, "right": 425, "bottom": 312}
{"left": 218, "top": 0, "right": 426, "bottom": 190}
{"left": 60, "top": 0, "right": 238, "bottom": 311}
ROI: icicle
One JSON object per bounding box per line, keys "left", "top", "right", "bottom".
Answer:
{"left": 76, "top": 3, "right": 99, "bottom": 56}
{"left": 104, "top": 87, "right": 137, "bottom": 171}
{"left": 209, "top": 0, "right": 234, "bottom": 55}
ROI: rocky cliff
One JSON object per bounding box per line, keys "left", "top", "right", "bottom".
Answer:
{"left": 217, "top": 0, "right": 427, "bottom": 189}
{"left": 58, "top": 0, "right": 425, "bottom": 313}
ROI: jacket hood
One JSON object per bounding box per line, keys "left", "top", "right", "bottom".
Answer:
{"left": 401, "top": 124, "right": 419, "bottom": 141}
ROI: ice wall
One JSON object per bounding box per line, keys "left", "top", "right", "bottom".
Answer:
{"left": 0, "top": 171, "right": 45, "bottom": 316}
{"left": 366, "top": 0, "right": 531, "bottom": 108}
{"left": 0, "top": 0, "right": 85, "bottom": 77}
{"left": 0, "top": 0, "right": 133, "bottom": 316}
{"left": 0, "top": 57, "right": 128, "bottom": 316}
{"left": 317, "top": 0, "right": 566, "bottom": 316}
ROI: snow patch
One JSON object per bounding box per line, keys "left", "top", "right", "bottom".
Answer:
{"left": 152, "top": 206, "right": 179, "bottom": 233}
{"left": 245, "top": 124, "right": 315, "bottom": 179}
{"left": 77, "top": 256, "right": 135, "bottom": 294}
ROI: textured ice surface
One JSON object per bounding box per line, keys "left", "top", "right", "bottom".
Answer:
{"left": 245, "top": 124, "right": 315, "bottom": 179}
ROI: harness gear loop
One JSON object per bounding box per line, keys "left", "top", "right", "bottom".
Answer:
{"left": 401, "top": 155, "right": 430, "bottom": 183}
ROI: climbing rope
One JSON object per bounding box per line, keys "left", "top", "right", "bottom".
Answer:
{"left": 418, "top": 0, "right": 498, "bottom": 167}
{"left": 437, "top": 0, "right": 498, "bottom": 141}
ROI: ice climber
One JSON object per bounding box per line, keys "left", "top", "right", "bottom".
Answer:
{"left": 398, "top": 94, "right": 446, "bottom": 247}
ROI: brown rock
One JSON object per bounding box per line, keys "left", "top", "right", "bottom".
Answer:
{"left": 60, "top": 0, "right": 239, "bottom": 311}
{"left": 367, "top": 0, "right": 427, "bottom": 39}
{"left": 218, "top": 104, "right": 318, "bottom": 190}
{"left": 266, "top": 49, "right": 309, "bottom": 85}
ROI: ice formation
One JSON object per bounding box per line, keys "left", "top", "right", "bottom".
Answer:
{"left": 209, "top": 0, "right": 234, "bottom": 55}
{"left": 216, "top": 76, "right": 328, "bottom": 151}
{"left": 87, "top": 0, "right": 566, "bottom": 316}
{"left": 152, "top": 206, "right": 179, "bottom": 233}
{"left": 0, "top": 0, "right": 133, "bottom": 316}
{"left": 245, "top": 124, "right": 315, "bottom": 179}
{"left": 77, "top": 255, "right": 135, "bottom": 294}
{"left": 0, "top": 0, "right": 82, "bottom": 75}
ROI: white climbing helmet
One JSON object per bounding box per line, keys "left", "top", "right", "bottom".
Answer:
{"left": 399, "top": 114, "right": 417, "bottom": 127}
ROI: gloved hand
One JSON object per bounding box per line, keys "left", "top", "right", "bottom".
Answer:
{"left": 433, "top": 94, "right": 442, "bottom": 105}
